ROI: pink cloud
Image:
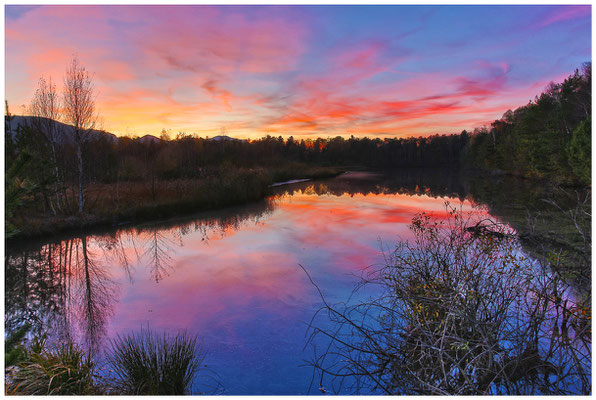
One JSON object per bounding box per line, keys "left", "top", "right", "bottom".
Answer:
{"left": 532, "top": 5, "right": 590, "bottom": 30}
{"left": 133, "top": 6, "right": 307, "bottom": 75}
{"left": 256, "top": 55, "right": 527, "bottom": 137}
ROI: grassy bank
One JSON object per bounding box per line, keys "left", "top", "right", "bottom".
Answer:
{"left": 7, "top": 164, "right": 343, "bottom": 240}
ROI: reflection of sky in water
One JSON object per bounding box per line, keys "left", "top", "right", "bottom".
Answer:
{"left": 84, "top": 187, "right": 486, "bottom": 394}
{"left": 6, "top": 173, "right": 589, "bottom": 395}
{"left": 5, "top": 175, "right": 491, "bottom": 395}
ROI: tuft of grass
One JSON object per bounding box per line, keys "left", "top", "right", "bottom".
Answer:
{"left": 7, "top": 335, "right": 100, "bottom": 395}
{"left": 107, "top": 329, "right": 204, "bottom": 395}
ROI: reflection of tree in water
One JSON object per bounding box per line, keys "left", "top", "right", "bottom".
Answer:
{"left": 142, "top": 230, "right": 175, "bottom": 283}
{"left": 6, "top": 247, "right": 62, "bottom": 337}
{"left": 129, "top": 196, "right": 275, "bottom": 245}
{"left": 135, "top": 211, "right": 260, "bottom": 283}
{"left": 96, "top": 231, "right": 141, "bottom": 283}
{"left": 5, "top": 236, "right": 115, "bottom": 354}
{"left": 76, "top": 236, "right": 115, "bottom": 353}
{"left": 272, "top": 169, "right": 470, "bottom": 201}
{"left": 84, "top": 197, "right": 277, "bottom": 284}
{"left": 96, "top": 226, "right": 178, "bottom": 285}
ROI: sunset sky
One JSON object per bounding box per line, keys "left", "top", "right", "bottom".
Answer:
{"left": 5, "top": 5, "right": 591, "bottom": 139}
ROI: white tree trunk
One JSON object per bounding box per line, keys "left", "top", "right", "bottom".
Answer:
{"left": 77, "top": 140, "right": 84, "bottom": 213}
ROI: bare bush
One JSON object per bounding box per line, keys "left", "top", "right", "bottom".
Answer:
{"left": 305, "top": 205, "right": 591, "bottom": 395}
{"left": 30, "top": 76, "right": 63, "bottom": 214}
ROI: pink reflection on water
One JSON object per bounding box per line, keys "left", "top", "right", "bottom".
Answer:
{"left": 103, "top": 189, "right": 488, "bottom": 343}
{"left": 5, "top": 181, "right": 499, "bottom": 394}
{"left": 107, "top": 243, "right": 309, "bottom": 340}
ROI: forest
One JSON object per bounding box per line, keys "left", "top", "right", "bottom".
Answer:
{"left": 5, "top": 62, "right": 591, "bottom": 238}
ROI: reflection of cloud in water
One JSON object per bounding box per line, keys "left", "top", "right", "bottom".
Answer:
{"left": 8, "top": 171, "right": 528, "bottom": 394}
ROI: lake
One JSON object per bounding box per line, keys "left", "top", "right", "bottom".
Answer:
{"left": 5, "top": 170, "right": 589, "bottom": 395}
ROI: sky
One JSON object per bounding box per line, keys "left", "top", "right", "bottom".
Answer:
{"left": 5, "top": 5, "right": 591, "bottom": 139}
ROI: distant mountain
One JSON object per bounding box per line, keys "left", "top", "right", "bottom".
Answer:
{"left": 138, "top": 134, "right": 162, "bottom": 144}
{"left": 207, "top": 135, "right": 246, "bottom": 142}
{"left": 5, "top": 116, "right": 247, "bottom": 145}
{"left": 6, "top": 115, "right": 118, "bottom": 144}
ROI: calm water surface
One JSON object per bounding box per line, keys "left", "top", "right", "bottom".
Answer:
{"left": 5, "top": 171, "right": 556, "bottom": 394}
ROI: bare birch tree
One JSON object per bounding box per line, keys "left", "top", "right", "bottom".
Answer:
{"left": 30, "top": 76, "right": 63, "bottom": 213}
{"left": 63, "top": 56, "right": 96, "bottom": 214}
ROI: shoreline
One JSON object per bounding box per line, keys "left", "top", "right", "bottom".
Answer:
{"left": 6, "top": 169, "right": 344, "bottom": 244}
{"left": 6, "top": 167, "right": 587, "bottom": 245}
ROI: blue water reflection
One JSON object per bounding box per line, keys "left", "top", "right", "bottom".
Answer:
{"left": 3, "top": 172, "right": 514, "bottom": 394}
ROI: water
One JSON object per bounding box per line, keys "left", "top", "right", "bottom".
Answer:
{"left": 4, "top": 170, "right": 589, "bottom": 394}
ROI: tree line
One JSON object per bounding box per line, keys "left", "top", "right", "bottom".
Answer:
{"left": 468, "top": 62, "right": 591, "bottom": 185}
{"left": 5, "top": 60, "right": 591, "bottom": 227}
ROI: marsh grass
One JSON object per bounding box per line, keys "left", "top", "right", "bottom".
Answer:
{"left": 9, "top": 164, "right": 341, "bottom": 238}
{"left": 269, "top": 162, "right": 342, "bottom": 183}
{"left": 7, "top": 335, "right": 99, "bottom": 395}
{"left": 108, "top": 329, "right": 204, "bottom": 395}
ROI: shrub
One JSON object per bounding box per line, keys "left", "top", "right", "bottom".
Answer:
{"left": 108, "top": 329, "right": 204, "bottom": 395}
{"left": 306, "top": 206, "right": 591, "bottom": 395}
{"left": 7, "top": 335, "right": 100, "bottom": 395}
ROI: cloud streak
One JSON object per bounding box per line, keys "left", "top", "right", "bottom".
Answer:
{"left": 5, "top": 5, "right": 591, "bottom": 138}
